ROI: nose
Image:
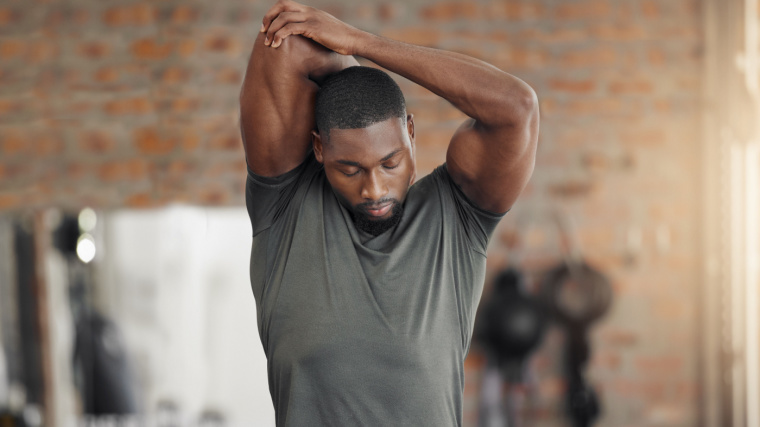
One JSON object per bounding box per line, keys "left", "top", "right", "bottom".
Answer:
{"left": 360, "top": 169, "right": 388, "bottom": 202}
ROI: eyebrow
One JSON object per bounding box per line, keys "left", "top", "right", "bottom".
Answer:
{"left": 336, "top": 148, "right": 404, "bottom": 167}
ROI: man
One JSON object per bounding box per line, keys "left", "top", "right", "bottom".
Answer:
{"left": 239, "top": 1, "right": 538, "bottom": 425}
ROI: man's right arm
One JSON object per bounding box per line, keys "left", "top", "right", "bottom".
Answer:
{"left": 239, "top": 32, "right": 358, "bottom": 177}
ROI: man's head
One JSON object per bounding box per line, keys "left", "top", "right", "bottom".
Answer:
{"left": 312, "top": 66, "right": 416, "bottom": 236}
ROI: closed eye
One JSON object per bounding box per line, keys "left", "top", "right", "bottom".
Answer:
{"left": 342, "top": 169, "right": 360, "bottom": 177}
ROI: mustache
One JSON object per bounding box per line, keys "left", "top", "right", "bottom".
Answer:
{"left": 356, "top": 199, "right": 397, "bottom": 211}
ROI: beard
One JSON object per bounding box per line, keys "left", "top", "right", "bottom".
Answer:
{"left": 352, "top": 200, "right": 404, "bottom": 237}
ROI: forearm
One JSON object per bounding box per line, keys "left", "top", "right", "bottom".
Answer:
{"left": 354, "top": 33, "right": 536, "bottom": 130}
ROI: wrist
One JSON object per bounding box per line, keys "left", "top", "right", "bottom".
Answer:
{"left": 349, "top": 30, "right": 377, "bottom": 57}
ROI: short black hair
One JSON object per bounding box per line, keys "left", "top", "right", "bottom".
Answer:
{"left": 315, "top": 66, "right": 406, "bottom": 139}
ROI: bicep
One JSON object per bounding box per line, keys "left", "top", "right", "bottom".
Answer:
{"left": 445, "top": 110, "right": 539, "bottom": 214}
{"left": 240, "top": 33, "right": 320, "bottom": 177}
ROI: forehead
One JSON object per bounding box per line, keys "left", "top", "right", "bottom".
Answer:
{"left": 324, "top": 117, "right": 408, "bottom": 161}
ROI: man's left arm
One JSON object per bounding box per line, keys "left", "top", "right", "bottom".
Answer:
{"left": 262, "top": 0, "right": 539, "bottom": 213}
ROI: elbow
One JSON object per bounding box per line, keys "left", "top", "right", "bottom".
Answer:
{"left": 484, "top": 80, "right": 537, "bottom": 129}
{"left": 508, "top": 85, "right": 538, "bottom": 127}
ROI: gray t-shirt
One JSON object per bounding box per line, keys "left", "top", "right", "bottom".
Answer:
{"left": 246, "top": 152, "right": 505, "bottom": 426}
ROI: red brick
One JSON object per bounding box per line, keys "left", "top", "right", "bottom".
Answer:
{"left": 208, "top": 132, "right": 242, "bottom": 151}
{"left": 548, "top": 79, "right": 596, "bottom": 94}
{"left": 647, "top": 48, "right": 666, "bottom": 66}
{"left": 0, "top": 130, "right": 24, "bottom": 155}
{"left": 43, "top": 9, "right": 65, "bottom": 28}
{"left": 0, "top": 164, "right": 25, "bottom": 182}
{"left": 175, "top": 39, "right": 196, "bottom": 57}
{"left": 0, "top": 98, "right": 18, "bottom": 116}
{"left": 79, "top": 130, "right": 115, "bottom": 154}
{"left": 591, "top": 351, "right": 622, "bottom": 371}
{"left": 493, "top": 47, "right": 548, "bottom": 69}
{"left": 0, "top": 193, "right": 20, "bottom": 210}
{"left": 547, "top": 179, "right": 595, "bottom": 198}
{"left": 619, "top": 129, "right": 667, "bottom": 147}
{"left": 174, "top": 129, "right": 200, "bottom": 152}
{"left": 677, "top": 0, "right": 700, "bottom": 16}
{"left": 527, "top": 27, "right": 589, "bottom": 44}
{"left": 165, "top": 160, "right": 197, "bottom": 176}
{"left": 591, "top": 24, "right": 647, "bottom": 41}
{"left": 35, "top": 135, "right": 64, "bottom": 156}
{"left": 538, "top": 97, "right": 557, "bottom": 116}
{"left": 653, "top": 296, "right": 691, "bottom": 320}
{"left": 609, "top": 79, "right": 655, "bottom": 95}
{"left": 0, "top": 9, "right": 17, "bottom": 26}
{"left": 609, "top": 379, "right": 668, "bottom": 400}
{"left": 216, "top": 68, "right": 241, "bottom": 85}
{"left": 581, "top": 152, "right": 610, "bottom": 172}
{"left": 125, "top": 192, "right": 154, "bottom": 208}
{"left": 654, "top": 99, "right": 671, "bottom": 114}
{"left": 648, "top": 201, "right": 691, "bottom": 222}
{"left": 555, "top": 0, "right": 611, "bottom": 20}
{"left": 563, "top": 98, "right": 623, "bottom": 115}
{"left": 170, "top": 6, "right": 198, "bottom": 25}
{"left": 102, "top": 4, "right": 157, "bottom": 27}
{"left": 600, "top": 329, "right": 639, "bottom": 347}
{"left": 103, "top": 97, "right": 155, "bottom": 115}
{"left": 205, "top": 35, "right": 241, "bottom": 54}
{"left": 676, "top": 75, "right": 699, "bottom": 92}
{"left": 130, "top": 38, "right": 172, "bottom": 60}
{"left": 98, "top": 158, "right": 150, "bottom": 182}
{"left": 78, "top": 41, "right": 110, "bottom": 59}
{"left": 1, "top": 40, "right": 26, "bottom": 59}
{"left": 25, "top": 42, "right": 57, "bottom": 63}
{"left": 196, "top": 185, "right": 229, "bottom": 205}
{"left": 486, "top": 2, "right": 545, "bottom": 21}
{"left": 164, "top": 98, "right": 199, "bottom": 114}
{"left": 94, "top": 67, "right": 119, "bottom": 83}
{"left": 381, "top": 28, "right": 441, "bottom": 47}
{"left": 420, "top": 2, "right": 482, "bottom": 21}
{"left": 641, "top": 0, "right": 659, "bottom": 19}
{"left": 378, "top": 3, "right": 400, "bottom": 22}
{"left": 161, "top": 66, "right": 189, "bottom": 84}
{"left": 355, "top": 4, "right": 374, "bottom": 21}
{"left": 635, "top": 355, "right": 684, "bottom": 376}
{"left": 557, "top": 46, "right": 616, "bottom": 68}
{"left": 134, "top": 127, "right": 176, "bottom": 155}
{"left": 72, "top": 10, "right": 89, "bottom": 25}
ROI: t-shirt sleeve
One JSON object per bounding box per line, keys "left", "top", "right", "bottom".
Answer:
{"left": 244, "top": 154, "right": 317, "bottom": 236}
{"left": 435, "top": 164, "right": 509, "bottom": 255}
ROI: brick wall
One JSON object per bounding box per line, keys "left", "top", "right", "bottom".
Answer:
{"left": 1, "top": 0, "right": 702, "bottom": 425}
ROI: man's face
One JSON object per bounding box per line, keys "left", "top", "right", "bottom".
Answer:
{"left": 312, "top": 115, "right": 416, "bottom": 236}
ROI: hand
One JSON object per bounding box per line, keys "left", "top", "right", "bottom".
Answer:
{"left": 261, "top": 0, "right": 365, "bottom": 55}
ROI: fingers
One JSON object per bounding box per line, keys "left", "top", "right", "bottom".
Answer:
{"left": 269, "top": 23, "right": 310, "bottom": 48}
{"left": 261, "top": 0, "right": 304, "bottom": 33}
{"left": 265, "top": 12, "right": 306, "bottom": 46}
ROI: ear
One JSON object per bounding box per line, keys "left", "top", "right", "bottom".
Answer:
{"left": 311, "top": 130, "right": 324, "bottom": 163}
{"left": 406, "top": 114, "right": 417, "bottom": 185}
{"left": 406, "top": 114, "right": 415, "bottom": 144}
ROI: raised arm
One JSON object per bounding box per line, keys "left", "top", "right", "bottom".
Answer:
{"left": 260, "top": 0, "right": 539, "bottom": 212}
{"left": 239, "top": 31, "right": 358, "bottom": 177}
